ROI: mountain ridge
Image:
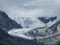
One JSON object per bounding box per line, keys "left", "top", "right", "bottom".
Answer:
{"left": 0, "top": 11, "right": 22, "bottom": 31}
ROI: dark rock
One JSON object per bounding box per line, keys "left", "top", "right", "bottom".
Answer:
{"left": 50, "top": 17, "right": 57, "bottom": 21}
{"left": 38, "top": 17, "right": 50, "bottom": 23}
{"left": 0, "top": 11, "right": 22, "bottom": 31}
{"left": 0, "top": 27, "right": 19, "bottom": 45}
{"left": 38, "top": 17, "right": 57, "bottom": 23}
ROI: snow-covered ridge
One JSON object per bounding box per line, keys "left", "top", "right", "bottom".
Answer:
{"left": 14, "top": 17, "right": 45, "bottom": 28}
{"left": 12, "top": 16, "right": 59, "bottom": 28}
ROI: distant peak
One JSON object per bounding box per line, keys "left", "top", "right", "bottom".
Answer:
{"left": 38, "top": 16, "right": 57, "bottom": 23}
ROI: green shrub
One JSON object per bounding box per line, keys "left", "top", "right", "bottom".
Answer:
{"left": 0, "top": 42, "right": 10, "bottom": 45}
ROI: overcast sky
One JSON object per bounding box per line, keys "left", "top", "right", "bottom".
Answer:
{"left": 0, "top": 0, "right": 60, "bottom": 19}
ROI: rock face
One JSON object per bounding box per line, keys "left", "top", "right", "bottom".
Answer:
{"left": 0, "top": 27, "right": 18, "bottom": 45}
{"left": 0, "top": 11, "right": 22, "bottom": 31}
{"left": 38, "top": 17, "right": 57, "bottom": 23}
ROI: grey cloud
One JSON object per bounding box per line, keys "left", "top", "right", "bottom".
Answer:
{"left": 0, "top": 0, "right": 60, "bottom": 19}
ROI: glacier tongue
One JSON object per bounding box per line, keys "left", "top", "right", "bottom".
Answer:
{"left": 8, "top": 28, "right": 35, "bottom": 40}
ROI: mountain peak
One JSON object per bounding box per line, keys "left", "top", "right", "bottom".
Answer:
{"left": 0, "top": 11, "right": 9, "bottom": 19}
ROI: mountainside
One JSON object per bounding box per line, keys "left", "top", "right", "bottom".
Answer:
{"left": 0, "top": 10, "right": 60, "bottom": 45}
{"left": 8, "top": 20, "right": 60, "bottom": 45}
{"left": 0, "top": 27, "right": 18, "bottom": 45}
{"left": 0, "top": 11, "right": 22, "bottom": 31}
{"left": 0, "top": 27, "right": 42, "bottom": 45}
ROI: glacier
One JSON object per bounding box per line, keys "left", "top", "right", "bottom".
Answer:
{"left": 8, "top": 22, "right": 60, "bottom": 45}
{"left": 8, "top": 16, "right": 60, "bottom": 45}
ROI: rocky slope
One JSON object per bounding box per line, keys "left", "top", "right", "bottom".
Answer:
{"left": 0, "top": 27, "right": 42, "bottom": 45}
{"left": 0, "top": 11, "right": 22, "bottom": 31}
{"left": 0, "top": 27, "right": 18, "bottom": 45}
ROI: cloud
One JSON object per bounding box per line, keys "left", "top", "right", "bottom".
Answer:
{"left": 0, "top": 0, "right": 60, "bottom": 19}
